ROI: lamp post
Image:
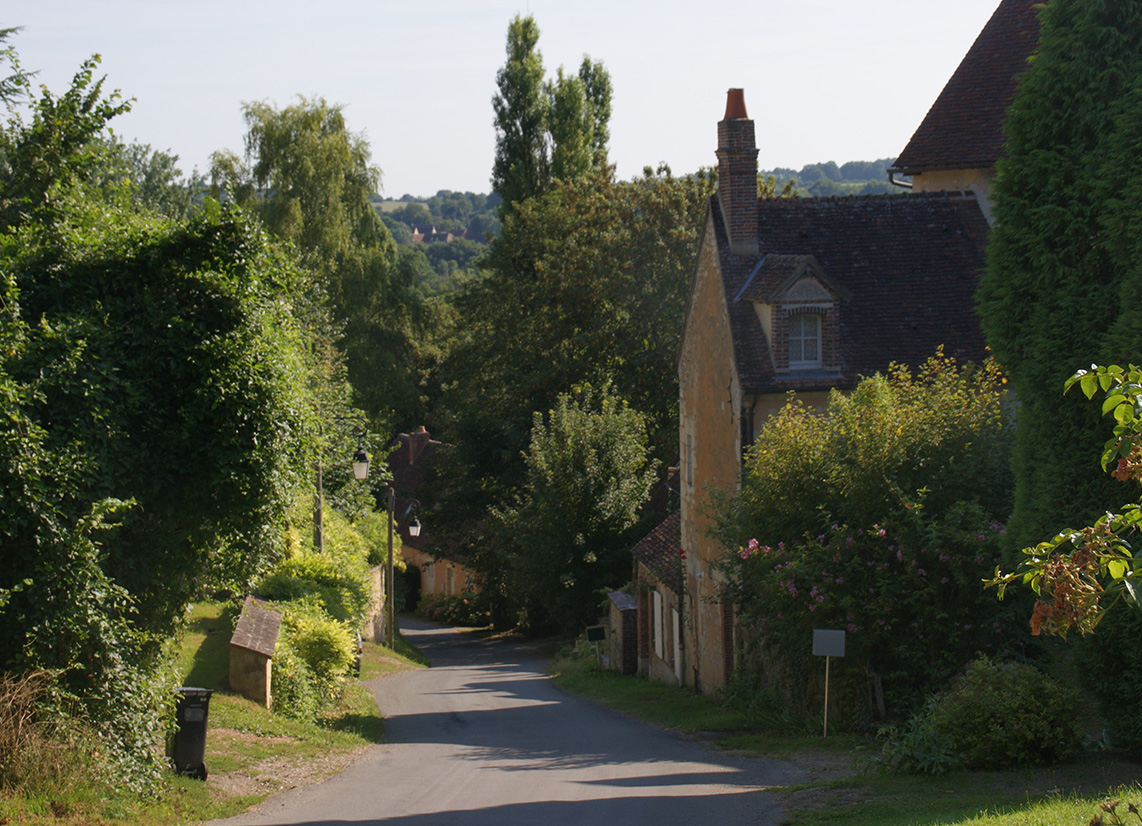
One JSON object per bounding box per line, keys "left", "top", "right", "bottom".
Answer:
{"left": 386, "top": 492, "right": 422, "bottom": 648}
{"left": 314, "top": 420, "right": 370, "bottom": 553}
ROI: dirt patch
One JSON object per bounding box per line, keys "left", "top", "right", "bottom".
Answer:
{"left": 211, "top": 727, "right": 297, "bottom": 746}
{"left": 767, "top": 748, "right": 863, "bottom": 812}
{"left": 206, "top": 737, "right": 369, "bottom": 799}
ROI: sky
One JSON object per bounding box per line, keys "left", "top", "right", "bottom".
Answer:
{"left": 5, "top": 1, "right": 1006, "bottom": 199}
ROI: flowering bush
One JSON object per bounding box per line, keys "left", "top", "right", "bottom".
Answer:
{"left": 717, "top": 354, "right": 1017, "bottom": 721}
{"left": 724, "top": 501, "right": 1017, "bottom": 717}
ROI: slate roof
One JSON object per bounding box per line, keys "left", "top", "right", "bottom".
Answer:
{"left": 890, "top": 0, "right": 1040, "bottom": 176}
{"left": 712, "top": 191, "right": 990, "bottom": 396}
{"left": 630, "top": 511, "right": 682, "bottom": 594}
{"left": 734, "top": 254, "right": 851, "bottom": 305}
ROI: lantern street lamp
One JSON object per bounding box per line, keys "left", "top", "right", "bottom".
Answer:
{"left": 314, "top": 418, "right": 370, "bottom": 554}
{"left": 352, "top": 443, "right": 370, "bottom": 481}
{"left": 386, "top": 494, "right": 422, "bottom": 648}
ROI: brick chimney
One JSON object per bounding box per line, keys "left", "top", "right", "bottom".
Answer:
{"left": 716, "top": 88, "right": 759, "bottom": 257}
{"left": 408, "top": 425, "right": 430, "bottom": 464}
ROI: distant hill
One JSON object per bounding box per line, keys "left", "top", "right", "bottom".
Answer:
{"left": 765, "top": 158, "right": 906, "bottom": 197}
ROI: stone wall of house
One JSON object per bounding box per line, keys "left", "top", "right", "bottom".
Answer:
{"left": 678, "top": 210, "right": 743, "bottom": 694}
{"left": 910, "top": 168, "right": 994, "bottom": 224}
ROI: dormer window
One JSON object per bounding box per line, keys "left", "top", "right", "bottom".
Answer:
{"left": 788, "top": 313, "right": 822, "bottom": 369}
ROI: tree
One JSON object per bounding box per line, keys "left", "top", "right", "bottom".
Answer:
{"left": 491, "top": 384, "right": 657, "bottom": 633}
{"left": 211, "top": 97, "right": 423, "bottom": 429}
{"left": 0, "top": 54, "right": 130, "bottom": 230}
{"left": 491, "top": 15, "right": 547, "bottom": 211}
{"left": 491, "top": 15, "right": 612, "bottom": 214}
{"left": 438, "top": 166, "right": 713, "bottom": 493}
{"left": 104, "top": 138, "right": 205, "bottom": 218}
{"left": 0, "top": 195, "right": 319, "bottom": 780}
{"left": 0, "top": 26, "right": 32, "bottom": 105}
{"left": 976, "top": 0, "right": 1142, "bottom": 554}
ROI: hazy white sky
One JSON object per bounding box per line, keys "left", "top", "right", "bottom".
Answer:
{"left": 6, "top": 1, "right": 1006, "bottom": 198}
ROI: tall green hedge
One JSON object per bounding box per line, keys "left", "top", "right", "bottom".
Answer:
{"left": 978, "top": 0, "right": 1142, "bottom": 554}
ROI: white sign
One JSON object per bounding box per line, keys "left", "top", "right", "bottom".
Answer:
{"left": 813, "top": 629, "right": 845, "bottom": 658}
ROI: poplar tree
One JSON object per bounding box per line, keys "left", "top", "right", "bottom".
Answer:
{"left": 491, "top": 15, "right": 612, "bottom": 214}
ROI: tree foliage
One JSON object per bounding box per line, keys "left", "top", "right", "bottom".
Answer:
{"left": 977, "top": 0, "right": 1142, "bottom": 553}
{"left": 491, "top": 383, "right": 657, "bottom": 634}
{"left": 491, "top": 15, "right": 612, "bottom": 214}
{"left": 0, "top": 54, "right": 131, "bottom": 231}
{"left": 0, "top": 54, "right": 320, "bottom": 780}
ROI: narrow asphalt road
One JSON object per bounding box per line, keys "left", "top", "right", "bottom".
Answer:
{"left": 207, "top": 617, "right": 806, "bottom": 825}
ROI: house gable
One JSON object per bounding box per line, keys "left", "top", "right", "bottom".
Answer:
{"left": 889, "top": 0, "right": 1040, "bottom": 204}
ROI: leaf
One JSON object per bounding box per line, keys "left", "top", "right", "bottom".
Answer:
{"left": 1080, "top": 372, "right": 1098, "bottom": 399}
{"left": 1103, "top": 393, "right": 1127, "bottom": 416}
{"left": 1108, "top": 559, "right": 1128, "bottom": 580}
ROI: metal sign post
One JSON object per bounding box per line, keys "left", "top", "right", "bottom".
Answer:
{"left": 812, "top": 629, "right": 845, "bottom": 737}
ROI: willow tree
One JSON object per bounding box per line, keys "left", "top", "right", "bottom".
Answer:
{"left": 211, "top": 97, "right": 423, "bottom": 429}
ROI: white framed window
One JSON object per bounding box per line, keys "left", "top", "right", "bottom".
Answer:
{"left": 788, "top": 313, "right": 822, "bottom": 369}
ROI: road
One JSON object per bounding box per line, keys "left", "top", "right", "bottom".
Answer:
{"left": 208, "top": 617, "right": 806, "bottom": 825}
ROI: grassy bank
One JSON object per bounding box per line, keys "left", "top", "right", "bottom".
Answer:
{"left": 0, "top": 602, "right": 424, "bottom": 826}
{"left": 547, "top": 647, "right": 1141, "bottom": 826}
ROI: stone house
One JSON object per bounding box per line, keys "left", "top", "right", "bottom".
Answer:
{"left": 630, "top": 510, "right": 683, "bottom": 684}
{"left": 663, "top": 0, "right": 1039, "bottom": 695}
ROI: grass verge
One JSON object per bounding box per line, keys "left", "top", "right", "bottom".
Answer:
{"left": 548, "top": 646, "right": 1142, "bottom": 826}
{"left": 0, "top": 602, "right": 425, "bottom": 826}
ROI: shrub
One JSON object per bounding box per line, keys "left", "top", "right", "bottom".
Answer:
{"left": 727, "top": 501, "right": 1016, "bottom": 717}
{"left": 269, "top": 640, "right": 321, "bottom": 722}
{"left": 418, "top": 592, "right": 492, "bottom": 627}
{"left": 877, "top": 656, "right": 1080, "bottom": 772}
{"left": 720, "top": 355, "right": 1019, "bottom": 719}
{"left": 259, "top": 551, "right": 372, "bottom": 626}
{"left": 279, "top": 602, "right": 355, "bottom": 705}
{"left": 870, "top": 711, "right": 960, "bottom": 776}
{"left": 1076, "top": 603, "right": 1142, "bottom": 754}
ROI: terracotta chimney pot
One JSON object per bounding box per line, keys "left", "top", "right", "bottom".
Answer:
{"left": 724, "top": 88, "right": 749, "bottom": 120}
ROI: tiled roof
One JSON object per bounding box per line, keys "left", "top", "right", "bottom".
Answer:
{"left": 890, "top": 0, "right": 1040, "bottom": 176}
{"left": 735, "top": 254, "right": 851, "bottom": 304}
{"left": 713, "top": 191, "right": 990, "bottom": 396}
{"left": 631, "top": 511, "right": 682, "bottom": 594}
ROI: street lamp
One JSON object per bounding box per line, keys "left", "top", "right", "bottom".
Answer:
{"left": 314, "top": 419, "right": 370, "bottom": 554}
{"left": 352, "top": 443, "right": 370, "bottom": 481}
{"left": 386, "top": 494, "right": 422, "bottom": 648}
